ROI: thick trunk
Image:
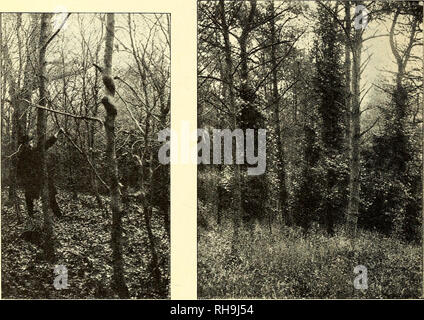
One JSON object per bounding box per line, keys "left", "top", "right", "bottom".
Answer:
{"left": 6, "top": 14, "right": 38, "bottom": 221}
{"left": 101, "top": 13, "right": 129, "bottom": 298}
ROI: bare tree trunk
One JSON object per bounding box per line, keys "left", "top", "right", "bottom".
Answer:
{"left": 421, "top": 3, "right": 424, "bottom": 299}
{"left": 219, "top": 0, "right": 242, "bottom": 253}
{"left": 38, "top": 13, "right": 55, "bottom": 261}
{"left": 344, "top": 1, "right": 352, "bottom": 149}
{"left": 269, "top": 1, "right": 289, "bottom": 226}
{"left": 159, "top": 93, "right": 170, "bottom": 238}
{"left": 346, "top": 24, "right": 362, "bottom": 238}
{"left": 5, "top": 69, "right": 21, "bottom": 221}
{"left": 101, "top": 13, "right": 129, "bottom": 298}
{"left": 4, "top": 14, "right": 38, "bottom": 222}
{"left": 89, "top": 66, "right": 104, "bottom": 209}
{"left": 144, "top": 151, "right": 162, "bottom": 294}
{"left": 4, "top": 15, "right": 24, "bottom": 221}
{"left": 215, "top": 55, "right": 226, "bottom": 228}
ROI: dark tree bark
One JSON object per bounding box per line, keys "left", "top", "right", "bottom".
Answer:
{"left": 5, "top": 14, "right": 39, "bottom": 223}
{"left": 346, "top": 2, "right": 364, "bottom": 237}
{"left": 38, "top": 13, "right": 55, "bottom": 261}
{"left": 4, "top": 36, "right": 21, "bottom": 221}
{"left": 219, "top": 0, "right": 242, "bottom": 253}
{"left": 144, "top": 150, "right": 162, "bottom": 294}
{"left": 269, "top": 1, "right": 289, "bottom": 226}
{"left": 386, "top": 7, "right": 419, "bottom": 237}
{"left": 344, "top": 1, "right": 352, "bottom": 149}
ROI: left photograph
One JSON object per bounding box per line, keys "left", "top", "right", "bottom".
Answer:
{"left": 1, "top": 12, "right": 170, "bottom": 299}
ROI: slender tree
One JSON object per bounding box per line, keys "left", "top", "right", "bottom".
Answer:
{"left": 269, "top": 1, "right": 289, "bottom": 226}
{"left": 100, "top": 13, "right": 129, "bottom": 298}
{"left": 218, "top": 0, "right": 243, "bottom": 252}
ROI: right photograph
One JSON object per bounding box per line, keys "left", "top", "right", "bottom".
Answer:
{"left": 197, "top": 0, "right": 423, "bottom": 299}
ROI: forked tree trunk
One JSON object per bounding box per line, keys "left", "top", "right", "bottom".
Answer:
{"left": 100, "top": 13, "right": 129, "bottom": 298}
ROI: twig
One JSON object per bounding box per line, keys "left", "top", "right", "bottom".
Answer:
{"left": 114, "top": 90, "right": 146, "bottom": 135}
{"left": 5, "top": 144, "right": 23, "bottom": 158}
{"left": 22, "top": 99, "right": 103, "bottom": 123}
{"left": 61, "top": 130, "right": 110, "bottom": 192}
{"left": 40, "top": 13, "right": 71, "bottom": 51}
{"left": 360, "top": 117, "right": 380, "bottom": 137}
{"left": 114, "top": 76, "right": 161, "bottom": 123}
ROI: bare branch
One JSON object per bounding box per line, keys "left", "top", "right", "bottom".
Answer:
{"left": 40, "top": 13, "right": 71, "bottom": 51}
{"left": 21, "top": 99, "right": 103, "bottom": 123}
{"left": 61, "top": 130, "right": 110, "bottom": 192}
{"left": 360, "top": 117, "right": 380, "bottom": 137}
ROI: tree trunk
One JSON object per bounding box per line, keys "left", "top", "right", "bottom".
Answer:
{"left": 269, "top": 1, "right": 289, "bottom": 226}
{"left": 4, "top": 16, "right": 24, "bottom": 221}
{"left": 344, "top": 1, "right": 352, "bottom": 149}
{"left": 219, "top": 0, "right": 242, "bottom": 253}
{"left": 90, "top": 64, "right": 104, "bottom": 209}
{"left": 388, "top": 9, "right": 418, "bottom": 237}
{"left": 4, "top": 63, "right": 21, "bottom": 221}
{"left": 237, "top": 0, "right": 258, "bottom": 235}
{"left": 346, "top": 26, "right": 362, "bottom": 238}
{"left": 144, "top": 151, "right": 162, "bottom": 294}
{"left": 38, "top": 13, "right": 55, "bottom": 261}
{"left": 421, "top": 2, "right": 424, "bottom": 299}
{"left": 159, "top": 94, "right": 170, "bottom": 238}
{"left": 101, "top": 13, "right": 129, "bottom": 298}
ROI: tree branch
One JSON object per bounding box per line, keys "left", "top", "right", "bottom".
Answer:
{"left": 61, "top": 130, "right": 110, "bottom": 192}
{"left": 40, "top": 13, "right": 71, "bottom": 51}
{"left": 22, "top": 99, "right": 103, "bottom": 123}
{"left": 360, "top": 117, "right": 379, "bottom": 137}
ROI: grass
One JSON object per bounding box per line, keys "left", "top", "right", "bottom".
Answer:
{"left": 198, "top": 221, "right": 422, "bottom": 299}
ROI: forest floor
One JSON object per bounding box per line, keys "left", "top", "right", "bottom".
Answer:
{"left": 1, "top": 189, "right": 169, "bottom": 299}
{"left": 198, "top": 222, "right": 422, "bottom": 299}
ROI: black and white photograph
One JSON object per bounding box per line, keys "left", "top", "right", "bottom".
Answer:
{"left": 197, "top": 0, "right": 423, "bottom": 299}
{"left": 1, "top": 12, "right": 170, "bottom": 299}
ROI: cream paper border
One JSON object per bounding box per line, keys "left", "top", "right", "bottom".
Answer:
{"left": 0, "top": 0, "right": 197, "bottom": 300}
